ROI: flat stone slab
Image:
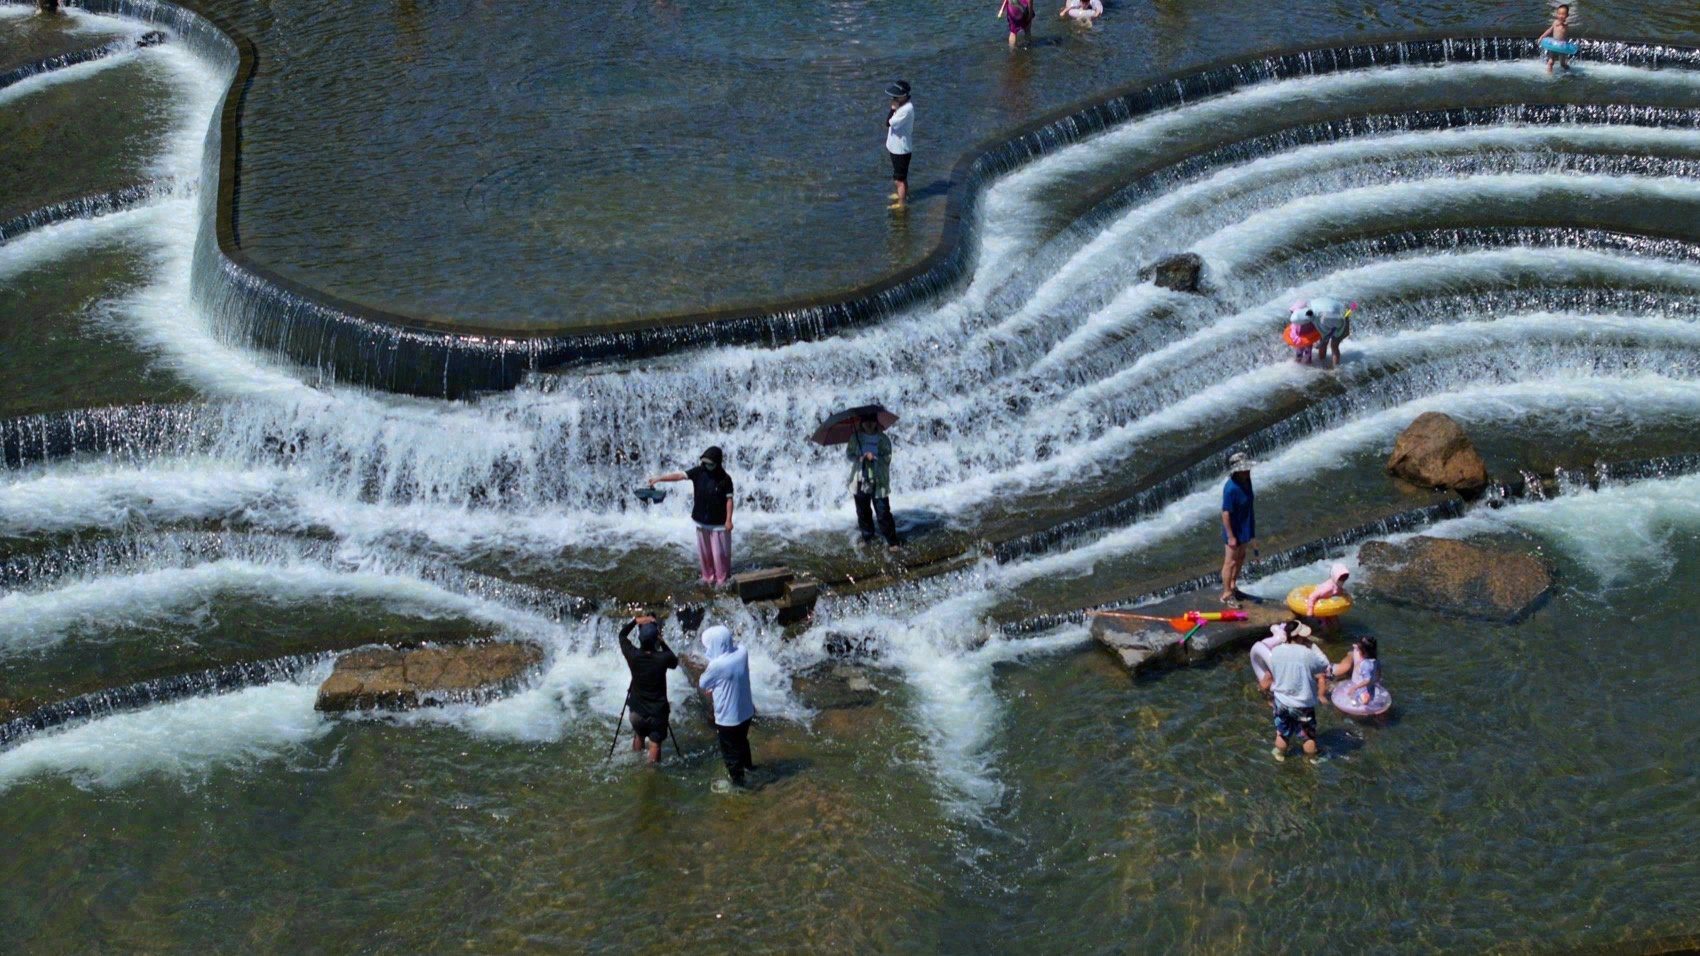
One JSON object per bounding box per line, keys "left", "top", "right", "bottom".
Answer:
{"left": 315, "top": 642, "right": 544, "bottom": 712}
{"left": 1090, "top": 593, "right": 1294, "bottom": 675}
{"left": 1359, "top": 535, "right": 1551, "bottom": 623}
{"left": 731, "top": 567, "right": 794, "bottom": 603}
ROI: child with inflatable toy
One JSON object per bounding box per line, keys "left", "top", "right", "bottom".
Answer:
{"left": 1538, "top": 4, "right": 1577, "bottom": 75}
{"left": 1285, "top": 298, "right": 1356, "bottom": 367}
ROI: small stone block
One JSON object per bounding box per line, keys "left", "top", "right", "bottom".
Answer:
{"left": 732, "top": 567, "right": 795, "bottom": 602}
{"left": 783, "top": 580, "right": 819, "bottom": 605}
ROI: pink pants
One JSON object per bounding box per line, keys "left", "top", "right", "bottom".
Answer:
{"left": 696, "top": 527, "right": 731, "bottom": 585}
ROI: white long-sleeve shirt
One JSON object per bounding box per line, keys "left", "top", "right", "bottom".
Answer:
{"left": 886, "top": 102, "right": 914, "bottom": 155}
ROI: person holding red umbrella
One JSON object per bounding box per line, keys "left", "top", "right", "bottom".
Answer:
{"left": 810, "top": 404, "right": 902, "bottom": 551}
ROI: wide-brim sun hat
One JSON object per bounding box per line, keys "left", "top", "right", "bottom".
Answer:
{"left": 1226, "top": 451, "right": 1258, "bottom": 473}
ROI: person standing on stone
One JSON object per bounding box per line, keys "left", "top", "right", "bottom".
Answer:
{"left": 1258, "top": 621, "right": 1330, "bottom": 760}
{"left": 848, "top": 414, "right": 900, "bottom": 551}
{"left": 698, "top": 625, "right": 757, "bottom": 788}
{"left": 617, "top": 610, "right": 678, "bottom": 765}
{"left": 1219, "top": 451, "right": 1256, "bottom": 608}
{"left": 647, "top": 445, "right": 735, "bottom": 586}
{"left": 885, "top": 81, "right": 914, "bottom": 210}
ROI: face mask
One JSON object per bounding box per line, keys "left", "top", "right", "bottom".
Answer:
{"left": 700, "top": 460, "right": 717, "bottom": 470}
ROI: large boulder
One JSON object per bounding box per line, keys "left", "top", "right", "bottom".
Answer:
{"left": 1358, "top": 536, "right": 1551, "bottom": 623}
{"left": 315, "top": 642, "right": 544, "bottom": 712}
{"left": 1387, "top": 412, "right": 1488, "bottom": 496}
{"left": 1147, "top": 253, "right": 1204, "bottom": 293}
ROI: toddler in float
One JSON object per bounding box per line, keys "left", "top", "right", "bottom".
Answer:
{"left": 1285, "top": 301, "right": 1322, "bottom": 363}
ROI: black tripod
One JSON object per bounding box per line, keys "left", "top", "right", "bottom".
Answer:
{"left": 603, "top": 699, "right": 686, "bottom": 762}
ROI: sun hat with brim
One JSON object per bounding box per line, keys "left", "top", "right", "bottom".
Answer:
{"left": 886, "top": 80, "right": 911, "bottom": 97}
{"left": 1226, "top": 451, "right": 1258, "bottom": 473}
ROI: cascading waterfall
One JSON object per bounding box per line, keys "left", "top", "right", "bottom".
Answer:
{"left": 12, "top": 10, "right": 1700, "bottom": 829}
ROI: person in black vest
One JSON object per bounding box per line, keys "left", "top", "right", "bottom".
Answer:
{"left": 618, "top": 610, "right": 678, "bottom": 764}
{"left": 647, "top": 445, "right": 736, "bottom": 586}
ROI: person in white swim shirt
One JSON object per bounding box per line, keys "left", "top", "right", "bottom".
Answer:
{"left": 1059, "top": 0, "right": 1102, "bottom": 21}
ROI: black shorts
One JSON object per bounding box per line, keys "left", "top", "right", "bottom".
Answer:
{"left": 889, "top": 151, "right": 911, "bottom": 183}
{"left": 630, "top": 711, "right": 669, "bottom": 744}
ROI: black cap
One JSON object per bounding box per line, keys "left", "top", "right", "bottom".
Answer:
{"left": 886, "top": 80, "right": 911, "bottom": 97}
{"left": 701, "top": 446, "right": 724, "bottom": 465}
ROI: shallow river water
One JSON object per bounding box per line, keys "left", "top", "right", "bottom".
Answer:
{"left": 5, "top": 0, "right": 1700, "bottom": 953}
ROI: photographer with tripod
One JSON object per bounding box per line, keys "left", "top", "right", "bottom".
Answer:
{"left": 616, "top": 610, "right": 679, "bottom": 764}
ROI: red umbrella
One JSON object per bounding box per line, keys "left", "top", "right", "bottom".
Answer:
{"left": 809, "top": 404, "right": 899, "bottom": 446}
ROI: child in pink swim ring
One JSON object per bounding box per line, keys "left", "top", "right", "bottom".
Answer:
{"left": 1285, "top": 301, "right": 1322, "bottom": 363}
{"left": 1329, "top": 635, "right": 1391, "bottom": 716}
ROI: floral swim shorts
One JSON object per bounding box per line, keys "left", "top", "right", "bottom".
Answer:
{"left": 1273, "top": 704, "right": 1317, "bottom": 741}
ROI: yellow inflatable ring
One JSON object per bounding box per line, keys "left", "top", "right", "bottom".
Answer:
{"left": 1287, "top": 585, "right": 1353, "bottom": 618}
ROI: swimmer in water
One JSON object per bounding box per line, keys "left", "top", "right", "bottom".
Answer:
{"left": 1059, "top": 0, "right": 1103, "bottom": 22}
{"left": 1538, "top": 4, "right": 1572, "bottom": 75}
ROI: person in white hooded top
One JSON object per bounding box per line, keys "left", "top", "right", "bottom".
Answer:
{"left": 699, "top": 625, "right": 757, "bottom": 787}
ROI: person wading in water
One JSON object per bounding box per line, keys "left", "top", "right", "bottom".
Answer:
{"left": 618, "top": 610, "right": 679, "bottom": 764}
{"left": 699, "top": 624, "right": 757, "bottom": 789}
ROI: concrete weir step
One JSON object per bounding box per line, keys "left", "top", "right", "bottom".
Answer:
{"left": 1089, "top": 592, "right": 1295, "bottom": 676}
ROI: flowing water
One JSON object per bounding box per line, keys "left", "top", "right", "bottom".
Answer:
{"left": 6, "top": 0, "right": 1700, "bottom": 952}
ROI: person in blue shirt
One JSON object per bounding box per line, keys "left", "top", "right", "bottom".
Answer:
{"left": 1220, "top": 451, "right": 1256, "bottom": 607}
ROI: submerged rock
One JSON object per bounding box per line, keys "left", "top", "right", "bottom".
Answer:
{"left": 315, "top": 642, "right": 543, "bottom": 712}
{"left": 0, "top": 698, "right": 43, "bottom": 722}
{"left": 1359, "top": 536, "right": 1551, "bottom": 623}
{"left": 1147, "top": 252, "right": 1204, "bottom": 293}
{"left": 1387, "top": 412, "right": 1488, "bottom": 496}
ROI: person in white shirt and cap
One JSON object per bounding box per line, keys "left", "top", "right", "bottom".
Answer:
{"left": 884, "top": 81, "right": 914, "bottom": 210}
{"left": 1258, "top": 620, "right": 1330, "bottom": 760}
